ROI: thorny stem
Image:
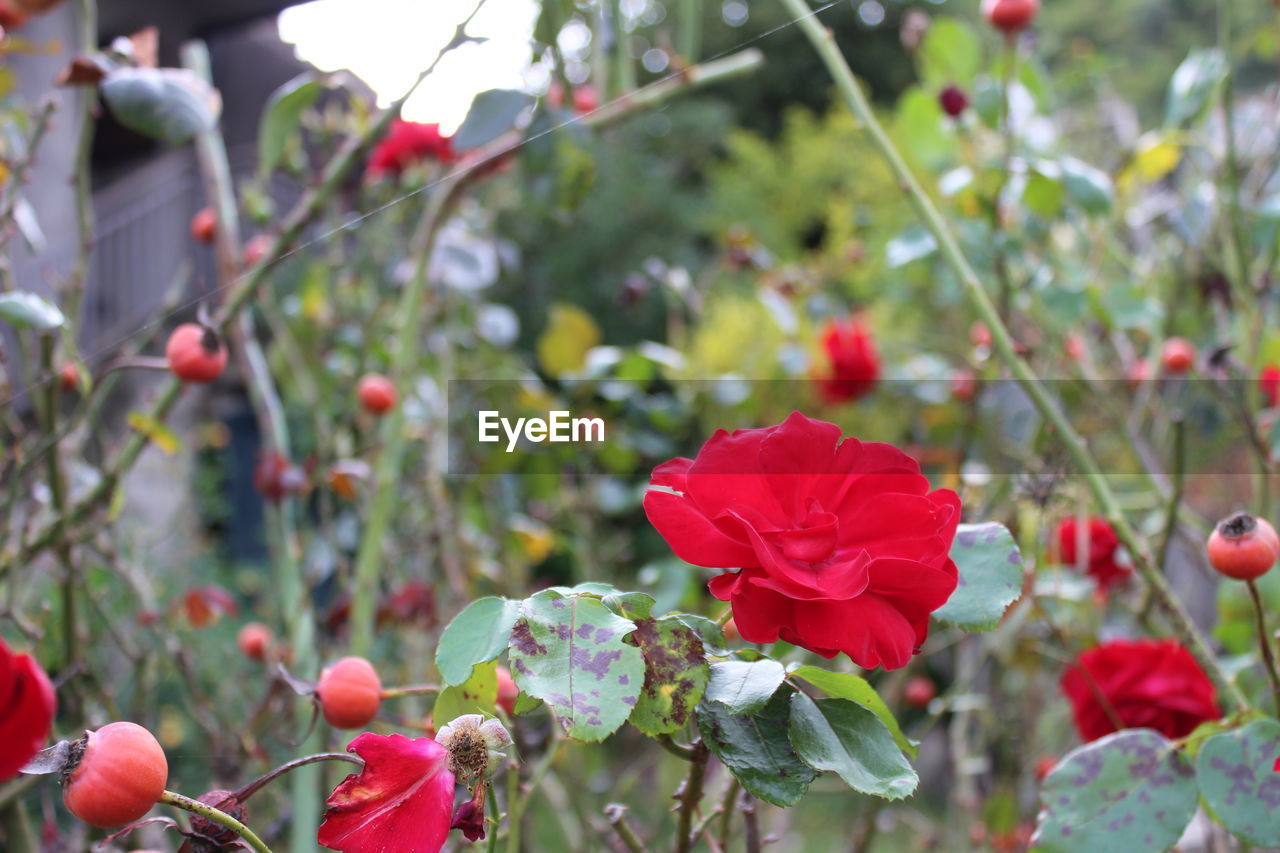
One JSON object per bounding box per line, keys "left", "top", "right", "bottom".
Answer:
{"left": 1155, "top": 416, "right": 1187, "bottom": 573}
{"left": 344, "top": 45, "right": 765, "bottom": 654}
{"left": 233, "top": 752, "right": 363, "bottom": 802}
{"left": 739, "top": 791, "right": 762, "bottom": 853}
{"left": 379, "top": 683, "right": 441, "bottom": 699}
{"left": 673, "top": 740, "right": 710, "bottom": 853}
{"left": 778, "top": 0, "right": 1248, "bottom": 713}
{"left": 181, "top": 40, "right": 321, "bottom": 850}
{"left": 159, "top": 790, "right": 272, "bottom": 853}
{"left": 1246, "top": 579, "right": 1280, "bottom": 715}
{"left": 605, "top": 804, "right": 652, "bottom": 853}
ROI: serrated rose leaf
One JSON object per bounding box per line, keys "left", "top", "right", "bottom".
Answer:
{"left": 1195, "top": 718, "right": 1280, "bottom": 846}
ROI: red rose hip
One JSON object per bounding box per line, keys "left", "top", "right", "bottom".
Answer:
{"left": 357, "top": 373, "right": 397, "bottom": 415}
{"left": 903, "top": 676, "right": 937, "bottom": 709}
{"left": 496, "top": 665, "right": 518, "bottom": 716}
{"left": 317, "top": 656, "right": 382, "bottom": 729}
{"left": 981, "top": 0, "right": 1039, "bottom": 33}
{"left": 1160, "top": 338, "right": 1195, "bottom": 374}
{"left": 237, "top": 622, "right": 273, "bottom": 662}
{"left": 63, "top": 722, "right": 168, "bottom": 828}
{"left": 1206, "top": 513, "right": 1279, "bottom": 580}
{"left": 166, "top": 323, "right": 228, "bottom": 384}
{"left": 190, "top": 207, "right": 217, "bottom": 244}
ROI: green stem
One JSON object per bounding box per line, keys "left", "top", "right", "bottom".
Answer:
{"left": 678, "top": 0, "right": 701, "bottom": 62}
{"left": 604, "top": 804, "right": 651, "bottom": 853}
{"left": 160, "top": 790, "right": 272, "bottom": 853}
{"left": 778, "top": 0, "right": 1247, "bottom": 713}
{"left": 1246, "top": 579, "right": 1280, "bottom": 715}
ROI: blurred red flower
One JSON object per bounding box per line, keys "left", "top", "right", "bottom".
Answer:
{"left": 1055, "top": 516, "right": 1131, "bottom": 590}
{"left": 1061, "top": 638, "right": 1221, "bottom": 743}
{"left": 1260, "top": 364, "right": 1280, "bottom": 408}
{"left": 1, "top": 639, "right": 56, "bottom": 779}
{"left": 318, "top": 733, "right": 455, "bottom": 853}
{"left": 367, "top": 119, "right": 455, "bottom": 177}
{"left": 644, "top": 411, "right": 960, "bottom": 670}
{"left": 814, "top": 317, "right": 880, "bottom": 403}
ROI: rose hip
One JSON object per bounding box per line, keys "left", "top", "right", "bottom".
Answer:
{"left": 62, "top": 722, "right": 168, "bottom": 828}
{"left": 1206, "top": 513, "right": 1279, "bottom": 581}
{"left": 317, "top": 656, "right": 383, "bottom": 729}
{"left": 357, "top": 373, "right": 397, "bottom": 415}
{"left": 981, "top": 0, "right": 1039, "bottom": 33}
{"left": 165, "top": 323, "right": 228, "bottom": 384}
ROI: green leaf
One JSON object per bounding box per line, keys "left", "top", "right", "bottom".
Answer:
{"left": 100, "top": 67, "right": 221, "bottom": 144}
{"left": 0, "top": 291, "right": 65, "bottom": 330}
{"left": 436, "top": 597, "right": 521, "bottom": 686}
{"left": 1031, "top": 729, "right": 1197, "bottom": 853}
{"left": 1023, "top": 168, "right": 1064, "bottom": 220}
{"left": 892, "top": 87, "right": 955, "bottom": 169}
{"left": 507, "top": 589, "right": 644, "bottom": 741}
{"left": 1194, "top": 718, "right": 1280, "bottom": 846}
{"left": 1060, "top": 157, "right": 1113, "bottom": 216}
{"left": 433, "top": 660, "right": 499, "bottom": 725}
{"left": 628, "top": 616, "right": 709, "bottom": 736}
{"left": 452, "top": 89, "right": 535, "bottom": 153}
{"left": 1165, "top": 49, "right": 1227, "bottom": 126}
{"left": 697, "top": 691, "right": 817, "bottom": 807}
{"left": 788, "top": 693, "right": 917, "bottom": 800}
{"left": 933, "top": 522, "right": 1023, "bottom": 631}
{"left": 602, "top": 590, "right": 655, "bottom": 621}
{"left": 513, "top": 692, "right": 542, "bottom": 715}
{"left": 917, "top": 19, "right": 981, "bottom": 87}
{"left": 258, "top": 74, "right": 322, "bottom": 177}
{"left": 789, "top": 666, "right": 917, "bottom": 758}
{"left": 704, "top": 660, "right": 786, "bottom": 714}
{"left": 671, "top": 614, "right": 728, "bottom": 656}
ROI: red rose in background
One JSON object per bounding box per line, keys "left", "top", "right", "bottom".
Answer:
{"left": 644, "top": 412, "right": 960, "bottom": 670}
{"left": 815, "top": 317, "right": 880, "bottom": 403}
{"left": 1260, "top": 365, "right": 1280, "bottom": 408}
{"left": 318, "top": 733, "right": 455, "bottom": 853}
{"left": 1055, "top": 516, "right": 1130, "bottom": 590}
{"left": 1, "top": 639, "right": 57, "bottom": 779}
{"left": 1061, "top": 638, "right": 1221, "bottom": 742}
{"left": 367, "top": 119, "right": 455, "bottom": 177}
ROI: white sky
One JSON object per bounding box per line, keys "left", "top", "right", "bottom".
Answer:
{"left": 278, "top": 0, "right": 541, "bottom": 133}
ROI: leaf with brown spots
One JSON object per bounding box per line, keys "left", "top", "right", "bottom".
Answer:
{"left": 1195, "top": 717, "right": 1280, "bottom": 846}
{"left": 627, "top": 616, "right": 708, "bottom": 736}
{"left": 507, "top": 589, "right": 644, "bottom": 742}
{"left": 1031, "top": 729, "right": 1197, "bottom": 853}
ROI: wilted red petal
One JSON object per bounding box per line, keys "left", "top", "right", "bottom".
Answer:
{"left": 0, "top": 640, "right": 57, "bottom": 779}
{"left": 318, "top": 733, "right": 455, "bottom": 853}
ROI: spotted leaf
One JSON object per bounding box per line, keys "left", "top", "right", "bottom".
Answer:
{"left": 1195, "top": 717, "right": 1280, "bottom": 846}
{"left": 507, "top": 589, "right": 644, "bottom": 741}
{"left": 627, "top": 616, "right": 708, "bottom": 736}
{"left": 1031, "top": 729, "right": 1197, "bottom": 853}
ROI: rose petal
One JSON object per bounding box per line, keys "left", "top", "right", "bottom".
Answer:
{"left": 318, "top": 733, "right": 455, "bottom": 853}
{"left": 0, "top": 644, "right": 56, "bottom": 780}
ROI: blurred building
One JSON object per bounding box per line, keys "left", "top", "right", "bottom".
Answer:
{"left": 9, "top": 0, "right": 307, "bottom": 361}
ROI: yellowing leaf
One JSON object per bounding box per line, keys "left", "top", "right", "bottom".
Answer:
{"left": 536, "top": 303, "right": 600, "bottom": 375}
{"left": 1131, "top": 136, "right": 1182, "bottom": 183}
{"left": 127, "top": 411, "right": 181, "bottom": 455}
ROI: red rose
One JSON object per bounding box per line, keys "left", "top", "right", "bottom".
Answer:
{"left": 1055, "top": 516, "right": 1130, "bottom": 590}
{"left": 1261, "top": 364, "right": 1280, "bottom": 408}
{"left": 1, "top": 639, "right": 57, "bottom": 779}
{"left": 644, "top": 412, "right": 961, "bottom": 670}
{"left": 815, "top": 316, "right": 880, "bottom": 404}
{"left": 367, "top": 119, "right": 455, "bottom": 177}
{"left": 1061, "top": 638, "right": 1222, "bottom": 742}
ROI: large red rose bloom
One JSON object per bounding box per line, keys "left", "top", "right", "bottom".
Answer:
{"left": 815, "top": 317, "right": 880, "bottom": 403}
{"left": 644, "top": 412, "right": 961, "bottom": 670}
{"left": 1055, "top": 516, "right": 1130, "bottom": 590}
{"left": 0, "top": 639, "right": 57, "bottom": 779}
{"left": 1061, "top": 639, "right": 1222, "bottom": 743}
{"left": 367, "top": 119, "right": 456, "bottom": 177}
